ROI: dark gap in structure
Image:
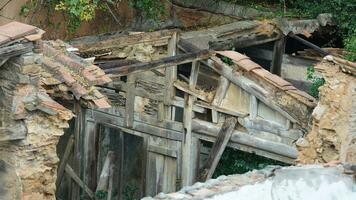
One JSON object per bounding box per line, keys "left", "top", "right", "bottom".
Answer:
{"left": 199, "top": 140, "right": 289, "bottom": 178}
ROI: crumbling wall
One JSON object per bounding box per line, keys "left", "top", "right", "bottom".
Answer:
{"left": 0, "top": 113, "right": 69, "bottom": 200}
{"left": 297, "top": 60, "right": 356, "bottom": 164}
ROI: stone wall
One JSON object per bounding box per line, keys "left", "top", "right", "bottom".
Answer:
{"left": 297, "top": 60, "right": 356, "bottom": 164}
{"left": 0, "top": 39, "right": 72, "bottom": 199}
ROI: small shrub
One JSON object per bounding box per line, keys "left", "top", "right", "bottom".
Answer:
{"left": 306, "top": 66, "right": 325, "bottom": 98}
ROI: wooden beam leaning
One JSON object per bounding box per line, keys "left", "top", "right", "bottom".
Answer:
{"left": 56, "top": 135, "right": 74, "bottom": 188}
{"left": 104, "top": 50, "right": 211, "bottom": 76}
{"left": 65, "top": 164, "right": 95, "bottom": 199}
{"left": 182, "top": 61, "right": 200, "bottom": 186}
{"left": 199, "top": 117, "right": 237, "bottom": 181}
{"left": 96, "top": 151, "right": 115, "bottom": 199}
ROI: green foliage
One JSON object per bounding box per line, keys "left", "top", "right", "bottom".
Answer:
{"left": 344, "top": 34, "right": 356, "bottom": 62}
{"left": 128, "top": 0, "right": 165, "bottom": 23}
{"left": 306, "top": 66, "right": 325, "bottom": 98}
{"left": 213, "top": 147, "right": 288, "bottom": 178}
{"left": 123, "top": 184, "right": 139, "bottom": 200}
{"left": 95, "top": 190, "right": 108, "bottom": 199}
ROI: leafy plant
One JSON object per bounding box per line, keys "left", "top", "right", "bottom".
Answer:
{"left": 128, "top": 0, "right": 165, "bottom": 23}
{"left": 123, "top": 184, "right": 139, "bottom": 200}
{"left": 344, "top": 34, "right": 356, "bottom": 62}
{"left": 306, "top": 66, "right": 325, "bottom": 98}
{"left": 213, "top": 146, "right": 288, "bottom": 178}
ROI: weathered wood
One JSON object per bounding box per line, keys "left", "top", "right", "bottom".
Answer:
{"left": 104, "top": 50, "right": 211, "bottom": 75}
{"left": 182, "top": 61, "right": 200, "bottom": 186}
{"left": 288, "top": 33, "right": 329, "bottom": 56}
{"left": 172, "top": 97, "right": 206, "bottom": 113}
{"left": 199, "top": 117, "right": 237, "bottom": 181}
{"left": 70, "top": 29, "right": 178, "bottom": 53}
{"left": 211, "top": 76, "right": 230, "bottom": 123}
{"left": 195, "top": 101, "right": 248, "bottom": 118}
{"left": 96, "top": 151, "right": 115, "bottom": 197}
{"left": 148, "top": 145, "right": 178, "bottom": 158}
{"left": 96, "top": 59, "right": 140, "bottom": 70}
{"left": 192, "top": 118, "right": 298, "bottom": 159}
{"left": 271, "top": 37, "right": 286, "bottom": 75}
{"left": 174, "top": 81, "right": 211, "bottom": 102}
{"left": 65, "top": 164, "right": 95, "bottom": 199}
{"left": 107, "top": 165, "right": 114, "bottom": 200}
{"left": 71, "top": 101, "right": 83, "bottom": 200}
{"left": 249, "top": 95, "right": 258, "bottom": 119}
{"left": 238, "top": 117, "right": 302, "bottom": 140}
{"left": 207, "top": 56, "right": 298, "bottom": 123}
{"left": 56, "top": 135, "right": 74, "bottom": 188}
{"left": 125, "top": 75, "right": 136, "bottom": 127}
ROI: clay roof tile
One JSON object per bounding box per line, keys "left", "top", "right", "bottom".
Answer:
{"left": 0, "top": 21, "right": 37, "bottom": 40}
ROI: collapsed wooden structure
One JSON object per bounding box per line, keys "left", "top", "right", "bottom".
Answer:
{"left": 55, "top": 28, "right": 317, "bottom": 199}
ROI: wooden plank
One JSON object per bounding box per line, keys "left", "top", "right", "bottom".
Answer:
{"left": 207, "top": 57, "right": 298, "bottom": 123}
{"left": 96, "top": 151, "right": 115, "bottom": 196}
{"left": 148, "top": 145, "right": 178, "bottom": 158}
{"left": 270, "top": 37, "right": 286, "bottom": 75}
{"left": 199, "top": 117, "right": 237, "bottom": 181}
{"left": 65, "top": 164, "right": 95, "bottom": 199}
{"left": 104, "top": 50, "right": 211, "bottom": 76}
{"left": 83, "top": 121, "right": 98, "bottom": 191}
{"left": 249, "top": 95, "right": 258, "bottom": 119}
{"left": 191, "top": 118, "right": 298, "bottom": 159}
{"left": 56, "top": 135, "right": 74, "bottom": 188}
{"left": 195, "top": 101, "right": 248, "bottom": 118}
{"left": 172, "top": 97, "right": 206, "bottom": 113}
{"left": 181, "top": 61, "right": 200, "bottom": 186}
{"left": 238, "top": 117, "right": 303, "bottom": 140}
{"left": 174, "top": 81, "right": 211, "bottom": 102}
{"left": 211, "top": 76, "right": 230, "bottom": 123}
{"left": 125, "top": 75, "right": 136, "bottom": 127}
{"left": 71, "top": 101, "right": 83, "bottom": 200}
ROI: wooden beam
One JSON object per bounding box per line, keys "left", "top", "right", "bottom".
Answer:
{"left": 65, "top": 164, "right": 95, "bottom": 199}
{"left": 125, "top": 75, "right": 136, "bottom": 127}
{"left": 199, "top": 117, "right": 237, "bottom": 181}
{"left": 96, "top": 151, "right": 115, "bottom": 197}
{"left": 192, "top": 119, "right": 298, "bottom": 159}
{"left": 164, "top": 32, "right": 178, "bottom": 119}
{"left": 104, "top": 50, "right": 211, "bottom": 75}
{"left": 271, "top": 37, "right": 286, "bottom": 75}
{"left": 182, "top": 61, "right": 200, "bottom": 186}
{"left": 56, "top": 135, "right": 74, "bottom": 188}
{"left": 211, "top": 76, "right": 230, "bottom": 123}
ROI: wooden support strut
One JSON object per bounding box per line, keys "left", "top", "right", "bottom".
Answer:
{"left": 181, "top": 61, "right": 200, "bottom": 186}
{"left": 199, "top": 117, "right": 237, "bottom": 181}
{"left": 56, "top": 135, "right": 74, "bottom": 189}
{"left": 65, "top": 164, "right": 95, "bottom": 199}
{"left": 96, "top": 151, "right": 115, "bottom": 199}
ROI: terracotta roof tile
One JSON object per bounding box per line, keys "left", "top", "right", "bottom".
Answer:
{"left": 216, "top": 51, "right": 261, "bottom": 71}
{"left": 0, "top": 22, "right": 37, "bottom": 40}
{"left": 24, "top": 29, "right": 45, "bottom": 41}
{"left": 264, "top": 74, "right": 292, "bottom": 88}
{"left": 71, "top": 83, "right": 88, "bottom": 99}
{"left": 92, "top": 98, "right": 111, "bottom": 109}
{"left": 235, "top": 59, "right": 261, "bottom": 71}
{"left": 251, "top": 68, "right": 270, "bottom": 78}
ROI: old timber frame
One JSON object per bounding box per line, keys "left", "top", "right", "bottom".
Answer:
{"left": 68, "top": 28, "right": 316, "bottom": 198}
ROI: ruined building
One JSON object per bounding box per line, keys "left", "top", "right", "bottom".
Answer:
{"left": 0, "top": 15, "right": 354, "bottom": 200}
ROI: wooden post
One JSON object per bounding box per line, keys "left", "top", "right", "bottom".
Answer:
{"left": 125, "top": 75, "right": 136, "bottom": 127}
{"left": 71, "top": 101, "right": 83, "bottom": 200}
{"left": 199, "top": 117, "right": 237, "bottom": 181}
{"left": 182, "top": 61, "right": 200, "bottom": 186}
{"left": 270, "top": 36, "right": 286, "bottom": 76}
{"left": 165, "top": 32, "right": 178, "bottom": 120}
{"left": 211, "top": 76, "right": 230, "bottom": 123}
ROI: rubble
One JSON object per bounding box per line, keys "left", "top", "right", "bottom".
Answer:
{"left": 297, "top": 60, "right": 356, "bottom": 164}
